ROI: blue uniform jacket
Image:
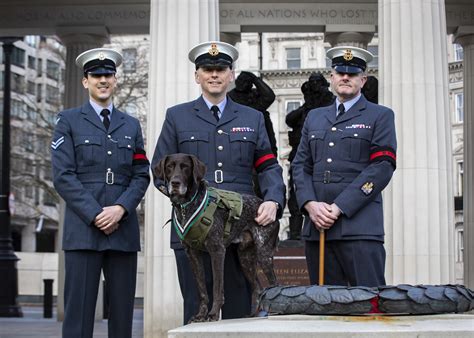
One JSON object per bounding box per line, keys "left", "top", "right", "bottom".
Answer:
{"left": 151, "top": 96, "right": 286, "bottom": 249}
{"left": 51, "top": 102, "right": 150, "bottom": 251}
{"left": 292, "top": 95, "right": 396, "bottom": 242}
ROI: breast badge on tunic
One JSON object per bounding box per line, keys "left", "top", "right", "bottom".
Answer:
{"left": 361, "top": 182, "right": 374, "bottom": 195}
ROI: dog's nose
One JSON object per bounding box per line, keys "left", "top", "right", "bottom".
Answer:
{"left": 170, "top": 179, "right": 180, "bottom": 188}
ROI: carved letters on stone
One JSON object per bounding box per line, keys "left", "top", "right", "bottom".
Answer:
{"left": 220, "top": 3, "right": 378, "bottom": 26}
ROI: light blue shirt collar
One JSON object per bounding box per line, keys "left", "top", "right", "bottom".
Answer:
{"left": 202, "top": 96, "right": 227, "bottom": 118}
{"left": 89, "top": 100, "right": 113, "bottom": 121}
{"left": 336, "top": 94, "right": 361, "bottom": 116}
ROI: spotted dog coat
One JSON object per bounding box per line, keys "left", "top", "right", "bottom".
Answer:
{"left": 155, "top": 153, "right": 279, "bottom": 323}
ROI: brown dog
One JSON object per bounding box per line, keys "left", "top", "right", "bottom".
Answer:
{"left": 154, "top": 153, "right": 278, "bottom": 323}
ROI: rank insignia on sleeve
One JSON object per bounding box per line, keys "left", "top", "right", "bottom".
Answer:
{"left": 361, "top": 182, "right": 374, "bottom": 195}
{"left": 51, "top": 136, "right": 65, "bottom": 150}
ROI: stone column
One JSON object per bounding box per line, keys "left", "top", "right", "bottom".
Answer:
{"left": 324, "top": 29, "right": 375, "bottom": 49}
{"left": 379, "top": 0, "right": 454, "bottom": 284}
{"left": 55, "top": 28, "right": 110, "bottom": 321}
{"left": 454, "top": 26, "right": 474, "bottom": 290}
{"left": 144, "top": 0, "right": 219, "bottom": 337}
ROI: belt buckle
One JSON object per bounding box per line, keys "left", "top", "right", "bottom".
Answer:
{"left": 214, "top": 170, "right": 223, "bottom": 183}
{"left": 106, "top": 168, "right": 114, "bottom": 185}
{"left": 323, "top": 170, "right": 331, "bottom": 184}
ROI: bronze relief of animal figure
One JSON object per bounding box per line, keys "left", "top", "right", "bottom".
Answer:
{"left": 154, "top": 153, "right": 279, "bottom": 323}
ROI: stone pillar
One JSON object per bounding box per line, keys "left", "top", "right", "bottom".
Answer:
{"left": 55, "top": 29, "right": 110, "bottom": 321}
{"left": 324, "top": 29, "right": 375, "bottom": 49}
{"left": 144, "top": 1, "right": 219, "bottom": 337}
{"left": 379, "top": 0, "right": 454, "bottom": 284}
{"left": 454, "top": 26, "right": 474, "bottom": 290}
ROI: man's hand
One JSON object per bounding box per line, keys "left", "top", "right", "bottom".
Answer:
{"left": 330, "top": 203, "right": 342, "bottom": 218}
{"left": 304, "top": 201, "right": 338, "bottom": 231}
{"left": 94, "top": 205, "right": 126, "bottom": 235}
{"left": 255, "top": 201, "right": 278, "bottom": 226}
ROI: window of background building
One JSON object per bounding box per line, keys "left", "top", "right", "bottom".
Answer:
{"left": 286, "top": 100, "right": 302, "bottom": 114}
{"left": 45, "top": 109, "right": 57, "bottom": 125}
{"left": 454, "top": 44, "right": 463, "bottom": 61}
{"left": 43, "top": 190, "right": 57, "bottom": 206}
{"left": 25, "top": 35, "right": 38, "bottom": 48}
{"left": 46, "top": 60, "right": 60, "bottom": 80}
{"left": 286, "top": 48, "right": 301, "bottom": 69}
{"left": 43, "top": 163, "right": 52, "bottom": 181}
{"left": 24, "top": 134, "right": 34, "bottom": 151}
{"left": 0, "top": 71, "right": 3, "bottom": 90}
{"left": 11, "top": 99, "right": 24, "bottom": 118}
{"left": 455, "top": 92, "right": 463, "bottom": 123}
{"left": 12, "top": 73, "right": 25, "bottom": 94}
{"left": 457, "top": 161, "right": 464, "bottom": 197}
{"left": 37, "top": 58, "right": 43, "bottom": 76}
{"left": 367, "top": 46, "right": 378, "bottom": 67}
{"left": 25, "top": 184, "right": 34, "bottom": 199}
{"left": 46, "top": 84, "right": 59, "bottom": 104}
{"left": 27, "top": 80, "right": 36, "bottom": 95}
{"left": 36, "top": 83, "right": 42, "bottom": 102}
{"left": 123, "top": 48, "right": 137, "bottom": 73}
{"left": 28, "top": 55, "right": 36, "bottom": 70}
{"left": 12, "top": 46, "right": 25, "bottom": 68}
{"left": 456, "top": 227, "right": 464, "bottom": 263}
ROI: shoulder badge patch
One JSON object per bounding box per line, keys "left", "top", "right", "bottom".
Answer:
{"left": 51, "top": 136, "right": 65, "bottom": 150}
{"left": 361, "top": 182, "right": 374, "bottom": 195}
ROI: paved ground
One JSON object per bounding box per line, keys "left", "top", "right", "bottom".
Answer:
{"left": 0, "top": 306, "right": 144, "bottom": 338}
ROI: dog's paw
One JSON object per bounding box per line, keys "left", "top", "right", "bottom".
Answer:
{"left": 207, "top": 313, "right": 219, "bottom": 322}
{"left": 188, "top": 315, "right": 205, "bottom": 324}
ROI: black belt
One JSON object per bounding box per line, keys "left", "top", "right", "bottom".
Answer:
{"left": 77, "top": 171, "right": 131, "bottom": 186}
{"left": 205, "top": 170, "right": 252, "bottom": 184}
{"left": 313, "top": 171, "right": 359, "bottom": 184}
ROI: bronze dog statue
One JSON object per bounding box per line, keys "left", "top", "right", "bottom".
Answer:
{"left": 154, "top": 153, "right": 278, "bottom": 323}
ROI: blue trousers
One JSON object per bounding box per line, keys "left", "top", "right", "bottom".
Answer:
{"left": 174, "top": 244, "right": 252, "bottom": 324}
{"left": 305, "top": 240, "right": 386, "bottom": 287}
{"left": 63, "top": 250, "right": 137, "bottom": 338}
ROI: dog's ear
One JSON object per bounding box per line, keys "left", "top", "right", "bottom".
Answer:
{"left": 190, "top": 155, "right": 206, "bottom": 185}
{"left": 154, "top": 155, "right": 168, "bottom": 181}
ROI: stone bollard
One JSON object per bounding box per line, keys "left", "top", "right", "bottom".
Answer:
{"left": 43, "top": 279, "right": 54, "bottom": 318}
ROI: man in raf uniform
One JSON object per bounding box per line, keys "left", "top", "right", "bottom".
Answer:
{"left": 151, "top": 41, "right": 285, "bottom": 324}
{"left": 292, "top": 46, "right": 397, "bottom": 287}
{"left": 51, "top": 48, "right": 150, "bottom": 338}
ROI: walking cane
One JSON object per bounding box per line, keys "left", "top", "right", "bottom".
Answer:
{"left": 319, "top": 229, "right": 325, "bottom": 285}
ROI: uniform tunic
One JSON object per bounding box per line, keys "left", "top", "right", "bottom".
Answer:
{"left": 292, "top": 95, "right": 396, "bottom": 242}
{"left": 52, "top": 102, "right": 150, "bottom": 251}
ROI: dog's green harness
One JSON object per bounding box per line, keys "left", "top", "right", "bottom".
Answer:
{"left": 172, "top": 187, "right": 243, "bottom": 251}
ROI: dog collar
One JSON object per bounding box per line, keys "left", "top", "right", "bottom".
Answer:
{"left": 173, "top": 189, "right": 210, "bottom": 239}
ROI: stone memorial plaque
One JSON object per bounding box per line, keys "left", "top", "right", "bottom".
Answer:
{"left": 258, "top": 240, "right": 310, "bottom": 287}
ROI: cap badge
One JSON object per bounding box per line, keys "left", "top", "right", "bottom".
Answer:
{"left": 361, "top": 182, "right": 374, "bottom": 195}
{"left": 208, "top": 43, "right": 219, "bottom": 56}
{"left": 98, "top": 52, "right": 106, "bottom": 61}
{"left": 343, "top": 49, "right": 353, "bottom": 61}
